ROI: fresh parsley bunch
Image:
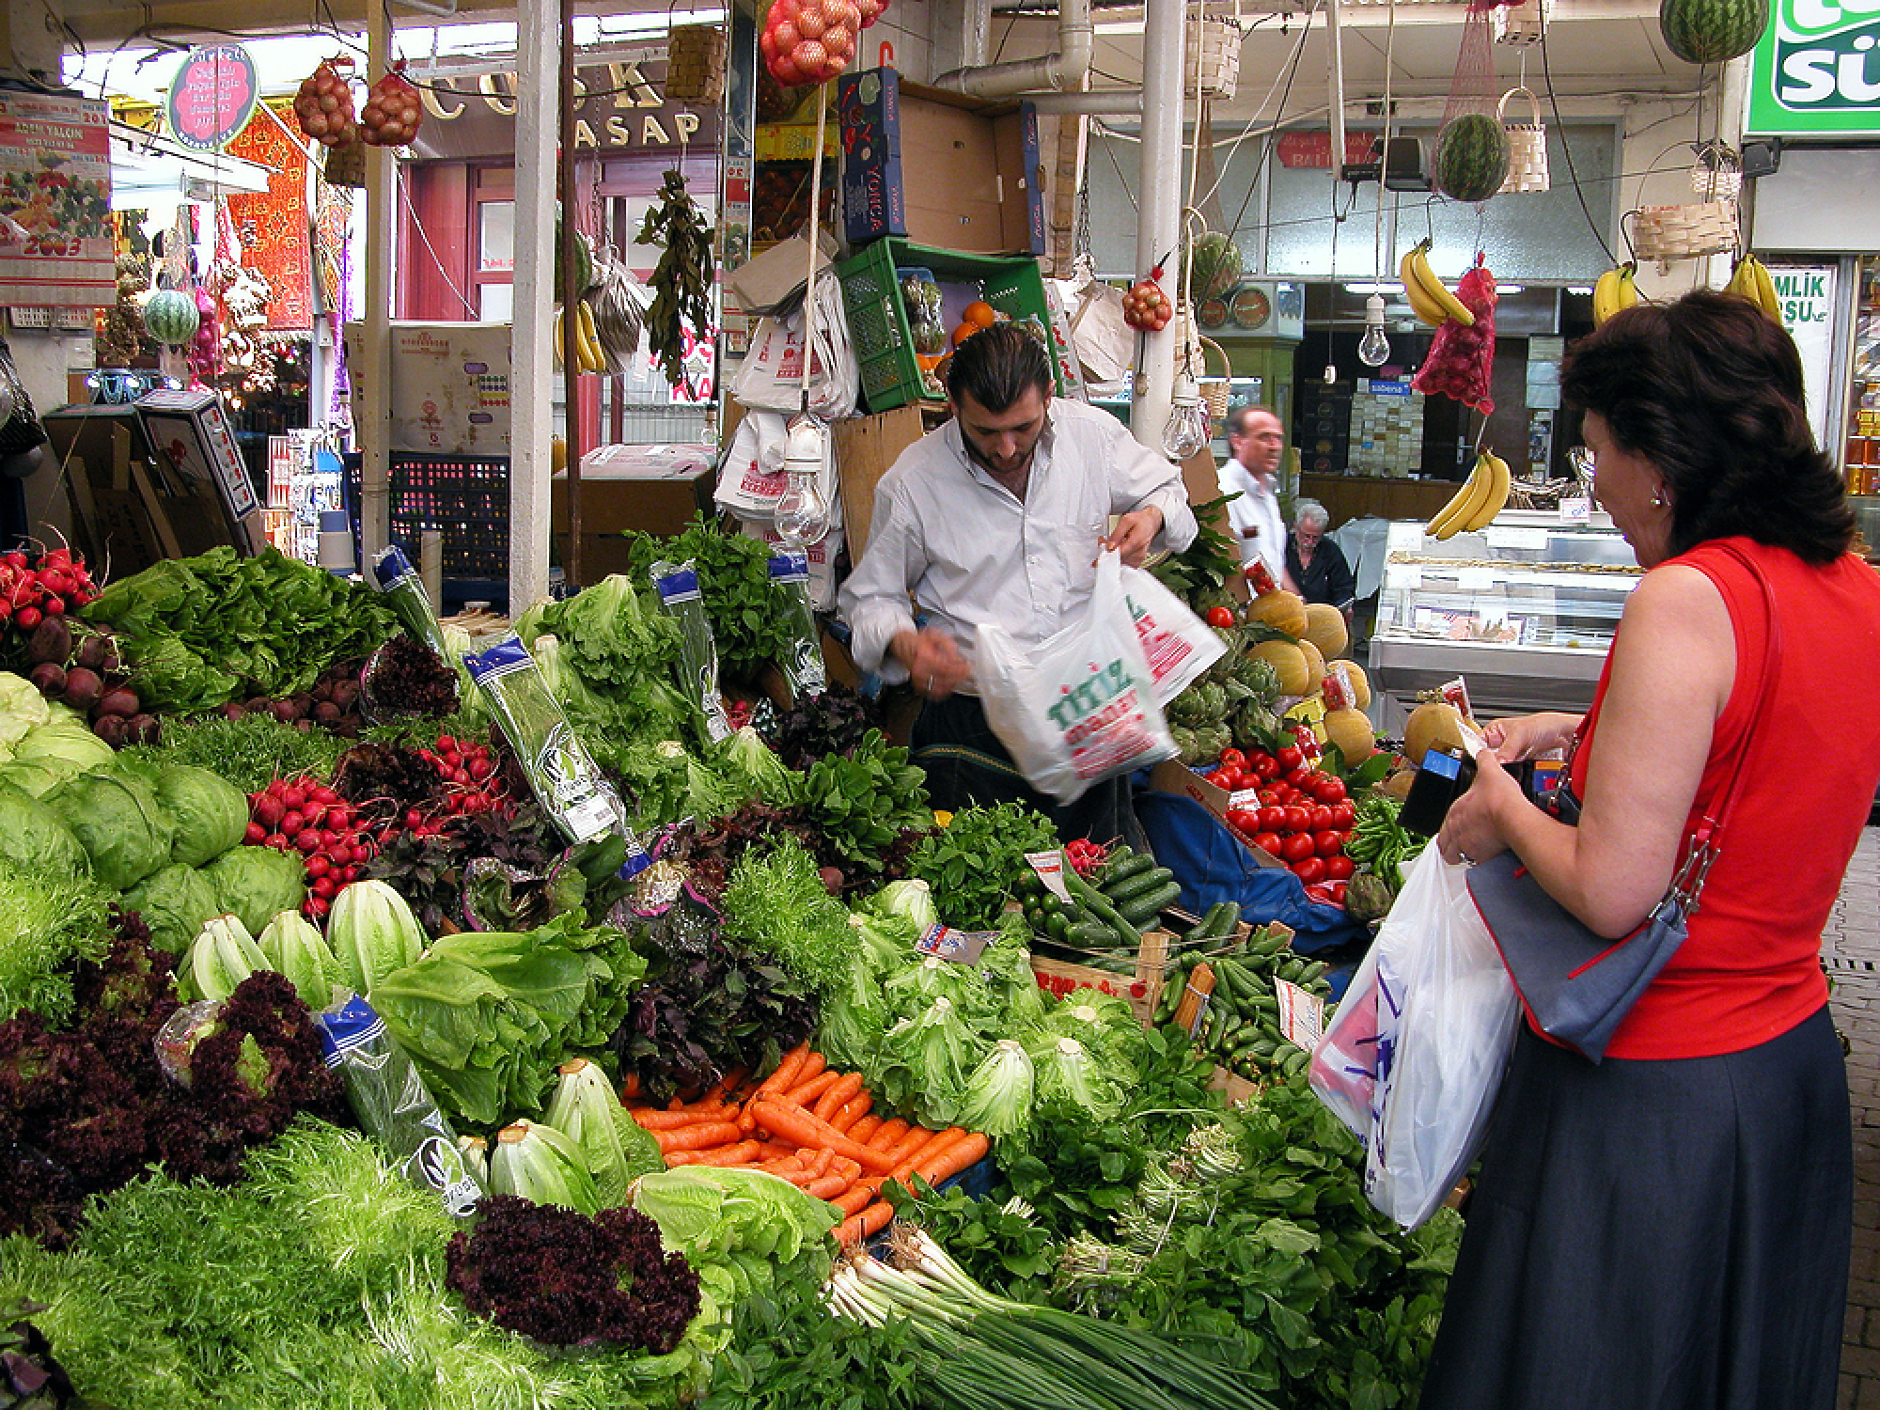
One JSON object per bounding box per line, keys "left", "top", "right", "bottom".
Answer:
{"left": 908, "top": 801, "right": 1057, "bottom": 931}
{"left": 797, "top": 729, "right": 932, "bottom": 873}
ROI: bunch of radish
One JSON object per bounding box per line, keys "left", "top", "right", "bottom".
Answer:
{"left": 415, "top": 733, "right": 514, "bottom": 822}
{"left": 245, "top": 776, "right": 381, "bottom": 919}
{"left": 359, "top": 62, "right": 424, "bottom": 148}
{"left": 292, "top": 58, "right": 360, "bottom": 149}
{"left": 761, "top": 0, "right": 863, "bottom": 88}
{"left": 1, "top": 545, "right": 96, "bottom": 634}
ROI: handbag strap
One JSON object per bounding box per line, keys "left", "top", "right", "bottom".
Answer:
{"left": 1667, "top": 539, "right": 1782, "bottom": 907}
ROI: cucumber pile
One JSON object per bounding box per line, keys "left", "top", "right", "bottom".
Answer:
{"left": 1155, "top": 927, "right": 1335, "bottom": 1084}
{"left": 1015, "top": 845, "right": 1182, "bottom": 972}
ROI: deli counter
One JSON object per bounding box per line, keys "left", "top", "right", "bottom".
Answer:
{"left": 1365, "top": 509, "right": 1643, "bottom": 733}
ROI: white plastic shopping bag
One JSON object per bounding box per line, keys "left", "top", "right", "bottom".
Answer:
{"left": 728, "top": 279, "right": 859, "bottom": 418}
{"left": 975, "top": 549, "right": 1179, "bottom": 806}
{"left": 713, "top": 410, "right": 791, "bottom": 519}
{"left": 1308, "top": 846, "right": 1519, "bottom": 1229}
{"left": 1118, "top": 562, "right": 1227, "bottom": 706}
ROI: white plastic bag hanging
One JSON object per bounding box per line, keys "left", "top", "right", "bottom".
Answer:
{"left": 975, "top": 549, "right": 1179, "bottom": 806}
{"left": 1118, "top": 562, "right": 1227, "bottom": 706}
{"left": 728, "top": 279, "right": 859, "bottom": 418}
{"left": 1308, "top": 846, "right": 1519, "bottom": 1229}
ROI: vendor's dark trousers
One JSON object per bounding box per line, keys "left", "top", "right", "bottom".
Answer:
{"left": 910, "top": 692, "right": 1142, "bottom": 847}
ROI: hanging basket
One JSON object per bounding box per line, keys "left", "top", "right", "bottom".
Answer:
{"left": 1690, "top": 142, "right": 1743, "bottom": 202}
{"left": 1186, "top": 14, "right": 1242, "bottom": 100}
{"left": 324, "top": 140, "right": 367, "bottom": 189}
{"left": 1198, "top": 337, "right": 1233, "bottom": 424}
{"left": 1631, "top": 200, "right": 1738, "bottom": 260}
{"left": 1496, "top": 87, "right": 1550, "bottom": 194}
{"left": 665, "top": 24, "right": 727, "bottom": 105}
{"left": 1491, "top": 0, "right": 1548, "bottom": 45}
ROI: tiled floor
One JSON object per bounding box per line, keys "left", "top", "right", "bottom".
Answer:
{"left": 1829, "top": 825, "right": 1880, "bottom": 1409}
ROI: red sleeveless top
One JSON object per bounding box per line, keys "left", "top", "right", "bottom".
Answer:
{"left": 1566, "top": 537, "right": 1880, "bottom": 1059}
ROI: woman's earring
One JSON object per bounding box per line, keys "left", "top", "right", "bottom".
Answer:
{"left": 1650, "top": 489, "right": 1666, "bottom": 508}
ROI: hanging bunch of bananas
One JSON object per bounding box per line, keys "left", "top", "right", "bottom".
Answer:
{"left": 1724, "top": 252, "right": 1784, "bottom": 326}
{"left": 1425, "top": 446, "right": 1512, "bottom": 540}
{"left": 1399, "top": 239, "right": 1476, "bottom": 328}
{"left": 1592, "top": 262, "right": 1641, "bottom": 326}
{"left": 553, "top": 298, "right": 607, "bottom": 373}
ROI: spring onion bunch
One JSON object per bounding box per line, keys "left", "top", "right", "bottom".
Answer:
{"left": 825, "top": 1226, "right": 1279, "bottom": 1410}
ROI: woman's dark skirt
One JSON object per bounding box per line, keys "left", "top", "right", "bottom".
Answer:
{"left": 1419, "top": 1005, "right": 1850, "bottom": 1410}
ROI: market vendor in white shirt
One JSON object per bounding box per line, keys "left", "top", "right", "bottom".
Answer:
{"left": 838, "top": 322, "right": 1199, "bottom": 841}
{"left": 1217, "top": 404, "right": 1290, "bottom": 588}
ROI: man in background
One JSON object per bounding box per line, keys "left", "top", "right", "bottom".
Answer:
{"left": 1285, "top": 499, "right": 1355, "bottom": 615}
{"left": 1218, "top": 404, "right": 1289, "bottom": 588}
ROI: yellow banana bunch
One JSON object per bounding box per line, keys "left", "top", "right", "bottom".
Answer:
{"left": 1724, "top": 253, "right": 1784, "bottom": 326}
{"left": 1425, "top": 447, "right": 1513, "bottom": 540}
{"left": 1399, "top": 239, "right": 1476, "bottom": 328}
{"left": 553, "top": 301, "right": 607, "bottom": 373}
{"left": 1592, "top": 263, "right": 1640, "bottom": 326}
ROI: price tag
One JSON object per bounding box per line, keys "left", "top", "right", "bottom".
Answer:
{"left": 1275, "top": 979, "right": 1326, "bottom": 1051}
{"left": 1456, "top": 566, "right": 1497, "bottom": 592}
{"left": 1484, "top": 526, "right": 1548, "bottom": 552}
{"left": 1025, "top": 849, "right": 1072, "bottom": 902}
{"left": 916, "top": 922, "right": 994, "bottom": 964}
{"left": 1227, "top": 787, "right": 1261, "bottom": 811}
{"left": 1559, "top": 496, "right": 1592, "bottom": 522}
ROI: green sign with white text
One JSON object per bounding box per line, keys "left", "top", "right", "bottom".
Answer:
{"left": 1748, "top": 0, "right": 1880, "bottom": 134}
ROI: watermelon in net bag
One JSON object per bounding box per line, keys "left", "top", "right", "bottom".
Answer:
{"left": 1412, "top": 258, "right": 1497, "bottom": 415}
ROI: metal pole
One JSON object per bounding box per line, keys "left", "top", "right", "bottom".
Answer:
{"left": 1133, "top": 0, "right": 1185, "bottom": 454}
{"left": 359, "top": 0, "right": 394, "bottom": 567}
{"left": 509, "top": 0, "right": 558, "bottom": 611}
{"left": 558, "top": 0, "right": 582, "bottom": 588}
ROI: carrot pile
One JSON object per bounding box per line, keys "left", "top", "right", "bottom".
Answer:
{"left": 625, "top": 1042, "right": 991, "bottom": 1246}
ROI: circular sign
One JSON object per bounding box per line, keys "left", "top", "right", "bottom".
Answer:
{"left": 1196, "top": 298, "right": 1229, "bottom": 329}
{"left": 166, "top": 44, "right": 259, "bottom": 152}
{"left": 1230, "top": 286, "right": 1272, "bottom": 330}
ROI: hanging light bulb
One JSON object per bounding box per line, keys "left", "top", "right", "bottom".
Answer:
{"left": 1357, "top": 293, "right": 1391, "bottom": 367}
{"left": 1162, "top": 370, "right": 1211, "bottom": 460}
{"left": 774, "top": 416, "right": 832, "bottom": 549}
{"left": 1323, "top": 361, "right": 1338, "bottom": 386}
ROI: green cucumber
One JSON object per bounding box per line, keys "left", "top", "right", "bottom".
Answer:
{"left": 1066, "top": 871, "right": 1143, "bottom": 949}
{"left": 1067, "top": 921, "right": 1119, "bottom": 950}
{"left": 1119, "top": 880, "right": 1184, "bottom": 927}
{"left": 1105, "top": 865, "right": 1176, "bottom": 905}
{"left": 1098, "top": 851, "right": 1154, "bottom": 888}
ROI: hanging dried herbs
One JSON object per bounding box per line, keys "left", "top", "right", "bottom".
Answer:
{"left": 637, "top": 167, "right": 715, "bottom": 390}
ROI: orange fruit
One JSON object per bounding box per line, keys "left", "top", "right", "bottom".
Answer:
{"left": 953, "top": 321, "right": 981, "bottom": 347}
{"left": 963, "top": 299, "right": 998, "bottom": 328}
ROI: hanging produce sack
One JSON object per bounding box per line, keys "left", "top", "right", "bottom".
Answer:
{"left": 1308, "top": 845, "right": 1519, "bottom": 1229}
{"left": 974, "top": 549, "right": 1178, "bottom": 806}
{"left": 729, "top": 278, "right": 859, "bottom": 418}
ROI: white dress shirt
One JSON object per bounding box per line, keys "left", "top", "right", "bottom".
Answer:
{"left": 1219, "top": 454, "right": 1286, "bottom": 583}
{"left": 839, "top": 398, "right": 1200, "bottom": 687}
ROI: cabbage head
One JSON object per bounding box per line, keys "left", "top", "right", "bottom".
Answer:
{"left": 42, "top": 769, "right": 176, "bottom": 891}
{"left": 0, "top": 672, "right": 49, "bottom": 746}
{"left": 203, "top": 845, "right": 308, "bottom": 934}
{"left": 155, "top": 762, "right": 250, "bottom": 868}
{"left": 0, "top": 778, "right": 89, "bottom": 879}
{"left": 124, "top": 861, "right": 222, "bottom": 956}
{"left": 13, "top": 720, "right": 116, "bottom": 775}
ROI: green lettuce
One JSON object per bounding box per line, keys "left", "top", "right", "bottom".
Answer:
{"left": 202, "top": 845, "right": 307, "bottom": 935}
{"left": 122, "top": 861, "right": 222, "bottom": 957}
{"left": 42, "top": 769, "right": 176, "bottom": 891}
{"left": 0, "top": 861, "right": 112, "bottom": 1025}
{"left": 720, "top": 838, "right": 853, "bottom": 997}
{"left": 153, "top": 762, "right": 250, "bottom": 868}
{"left": 957, "top": 1038, "right": 1037, "bottom": 1145}
{"left": 0, "top": 778, "right": 89, "bottom": 879}
{"left": 876, "top": 995, "right": 988, "bottom": 1129}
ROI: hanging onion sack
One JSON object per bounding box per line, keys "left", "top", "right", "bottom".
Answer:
{"left": 142, "top": 288, "right": 201, "bottom": 348}
{"left": 360, "top": 62, "right": 424, "bottom": 148}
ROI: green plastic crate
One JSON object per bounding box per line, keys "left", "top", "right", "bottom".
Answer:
{"left": 835, "top": 237, "right": 1066, "bottom": 413}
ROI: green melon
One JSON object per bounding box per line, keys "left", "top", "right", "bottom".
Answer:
{"left": 1659, "top": 0, "right": 1769, "bottom": 63}
{"left": 1183, "top": 230, "right": 1243, "bottom": 303}
{"left": 1432, "top": 114, "right": 1512, "bottom": 204}
{"left": 142, "top": 288, "right": 200, "bottom": 347}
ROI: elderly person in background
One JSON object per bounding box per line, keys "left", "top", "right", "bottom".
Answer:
{"left": 1284, "top": 499, "right": 1354, "bottom": 611}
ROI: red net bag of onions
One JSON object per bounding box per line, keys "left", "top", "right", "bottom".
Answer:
{"left": 1411, "top": 256, "right": 1497, "bottom": 415}
{"left": 293, "top": 57, "right": 359, "bottom": 150}
{"left": 361, "top": 61, "right": 425, "bottom": 148}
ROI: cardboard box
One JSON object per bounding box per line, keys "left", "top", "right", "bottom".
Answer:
{"left": 1149, "top": 758, "right": 1286, "bottom": 868}
{"left": 345, "top": 321, "right": 513, "bottom": 457}
{"left": 833, "top": 403, "right": 929, "bottom": 556}
{"left": 551, "top": 443, "right": 716, "bottom": 578}
{"left": 837, "top": 68, "right": 1044, "bottom": 255}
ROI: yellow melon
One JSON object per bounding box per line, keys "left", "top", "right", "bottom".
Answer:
{"left": 1404, "top": 701, "right": 1473, "bottom": 767}
{"left": 1380, "top": 764, "right": 1417, "bottom": 800}
{"left": 1297, "top": 639, "right": 1327, "bottom": 694}
{"left": 1247, "top": 639, "right": 1311, "bottom": 697}
{"left": 1247, "top": 589, "right": 1308, "bottom": 639}
{"left": 1303, "top": 602, "right": 1349, "bottom": 659}
{"left": 1340, "top": 660, "right": 1373, "bottom": 711}
{"left": 1324, "top": 707, "right": 1377, "bottom": 763}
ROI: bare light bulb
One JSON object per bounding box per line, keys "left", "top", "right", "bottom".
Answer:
{"left": 1357, "top": 294, "right": 1391, "bottom": 367}
{"left": 775, "top": 417, "right": 831, "bottom": 548}
{"left": 1161, "top": 372, "right": 1211, "bottom": 460}
{"left": 1322, "top": 362, "right": 1338, "bottom": 386}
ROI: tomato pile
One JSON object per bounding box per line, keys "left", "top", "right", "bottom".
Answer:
{"left": 1063, "top": 837, "right": 1109, "bottom": 879}
{"left": 1213, "top": 745, "right": 1356, "bottom": 905}
{"left": 0, "top": 546, "right": 97, "bottom": 632}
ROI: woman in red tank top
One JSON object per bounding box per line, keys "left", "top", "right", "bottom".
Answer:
{"left": 1418, "top": 292, "right": 1880, "bottom": 1410}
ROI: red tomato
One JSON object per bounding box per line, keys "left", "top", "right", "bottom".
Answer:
{"left": 1219, "top": 769, "right": 1249, "bottom": 792}
{"left": 1280, "top": 805, "right": 1310, "bottom": 833}
{"left": 1317, "top": 776, "right": 1348, "bottom": 802}
{"left": 1253, "top": 831, "right": 1284, "bottom": 857}
{"left": 1281, "top": 833, "right": 1316, "bottom": 862}
{"left": 1328, "top": 801, "right": 1356, "bottom": 829}
{"left": 1276, "top": 745, "right": 1304, "bottom": 771}
{"left": 1324, "top": 855, "right": 1355, "bottom": 880}
{"left": 1307, "top": 805, "right": 1335, "bottom": 832}
{"left": 1218, "top": 748, "right": 1245, "bottom": 768}
{"left": 1226, "top": 807, "right": 1259, "bottom": 834}
{"left": 1332, "top": 881, "right": 1348, "bottom": 905}
{"left": 1293, "top": 856, "right": 1326, "bottom": 884}
{"left": 1205, "top": 606, "right": 1236, "bottom": 628}
{"left": 1258, "top": 787, "right": 1280, "bottom": 806}
{"left": 1256, "top": 805, "right": 1285, "bottom": 832}
{"left": 1315, "top": 829, "right": 1346, "bottom": 857}
{"left": 1251, "top": 754, "right": 1279, "bottom": 780}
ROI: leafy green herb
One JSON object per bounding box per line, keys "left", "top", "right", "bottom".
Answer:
{"left": 0, "top": 863, "right": 111, "bottom": 1027}
{"left": 627, "top": 517, "right": 801, "bottom": 679}
{"left": 1150, "top": 493, "right": 1243, "bottom": 614}
{"left": 797, "top": 729, "right": 932, "bottom": 873}
{"left": 637, "top": 168, "right": 715, "bottom": 393}
{"left": 719, "top": 837, "right": 854, "bottom": 997}
{"left": 908, "top": 801, "right": 1056, "bottom": 930}
{"left": 145, "top": 711, "right": 343, "bottom": 794}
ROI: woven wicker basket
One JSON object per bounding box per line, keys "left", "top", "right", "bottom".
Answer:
{"left": 1491, "top": 0, "right": 1548, "bottom": 45}
{"left": 1198, "top": 337, "right": 1232, "bottom": 423}
{"left": 1187, "top": 16, "right": 1242, "bottom": 99}
{"left": 1497, "top": 87, "right": 1549, "bottom": 194}
{"left": 1632, "top": 200, "right": 1737, "bottom": 260}
{"left": 323, "top": 140, "right": 366, "bottom": 189}
{"left": 665, "top": 24, "right": 727, "bottom": 105}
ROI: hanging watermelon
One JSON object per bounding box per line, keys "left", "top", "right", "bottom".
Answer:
{"left": 1432, "top": 114, "right": 1512, "bottom": 204}
{"left": 1183, "top": 231, "right": 1243, "bottom": 303}
{"left": 142, "top": 288, "right": 200, "bottom": 348}
{"left": 1658, "top": 0, "right": 1769, "bottom": 63}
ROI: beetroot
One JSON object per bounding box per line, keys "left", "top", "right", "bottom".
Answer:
{"left": 74, "top": 632, "right": 110, "bottom": 673}
{"left": 93, "top": 714, "right": 129, "bottom": 748}
{"left": 95, "top": 687, "right": 140, "bottom": 719}
{"left": 61, "top": 666, "right": 103, "bottom": 710}
{"left": 29, "top": 661, "right": 65, "bottom": 697}
{"left": 27, "top": 615, "right": 72, "bottom": 666}
{"left": 126, "top": 714, "right": 161, "bottom": 746}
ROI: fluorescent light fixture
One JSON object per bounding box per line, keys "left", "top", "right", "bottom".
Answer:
{"left": 1095, "top": 18, "right": 1148, "bottom": 34}
{"left": 1497, "top": 284, "right": 1526, "bottom": 294}
{"left": 1566, "top": 285, "right": 1595, "bottom": 295}
{"left": 1344, "top": 281, "right": 1406, "bottom": 295}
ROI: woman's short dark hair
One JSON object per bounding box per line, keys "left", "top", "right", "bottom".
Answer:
{"left": 1561, "top": 290, "right": 1854, "bottom": 563}
{"left": 946, "top": 322, "right": 1053, "bottom": 412}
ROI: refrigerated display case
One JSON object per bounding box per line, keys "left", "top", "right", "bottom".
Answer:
{"left": 1366, "top": 509, "right": 1642, "bottom": 732}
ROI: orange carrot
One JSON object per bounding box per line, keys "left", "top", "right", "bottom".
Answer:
{"left": 805, "top": 1145, "right": 836, "bottom": 1179}
{"left": 752, "top": 1140, "right": 801, "bottom": 1161}
{"left": 847, "top": 1114, "right": 884, "bottom": 1145}
{"left": 832, "top": 1181, "right": 880, "bottom": 1215}
{"left": 760, "top": 1154, "right": 807, "bottom": 1175}
{"left": 882, "top": 1123, "right": 945, "bottom": 1169}
{"left": 703, "top": 1066, "right": 748, "bottom": 1105}
{"left": 836, "top": 1198, "right": 896, "bottom": 1246}
{"left": 666, "top": 1139, "right": 763, "bottom": 1168}
{"left": 749, "top": 1098, "right": 899, "bottom": 1175}
{"left": 620, "top": 1071, "right": 642, "bottom": 1100}
{"left": 866, "top": 1117, "right": 910, "bottom": 1152}
{"left": 655, "top": 1120, "right": 743, "bottom": 1153}
{"left": 829, "top": 1155, "right": 863, "bottom": 1183}
{"left": 786, "top": 1068, "right": 842, "bottom": 1107}
{"left": 631, "top": 1107, "right": 731, "bottom": 1131}
{"left": 912, "top": 1130, "right": 990, "bottom": 1187}
{"left": 812, "top": 1070, "right": 865, "bottom": 1121}
{"left": 890, "top": 1126, "right": 966, "bottom": 1181}
{"left": 742, "top": 1042, "right": 813, "bottom": 1131}
{"left": 805, "top": 1173, "right": 852, "bottom": 1201}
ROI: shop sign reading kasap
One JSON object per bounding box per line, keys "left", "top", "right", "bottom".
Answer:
{"left": 1747, "top": 0, "right": 1880, "bottom": 135}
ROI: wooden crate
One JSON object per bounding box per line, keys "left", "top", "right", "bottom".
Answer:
{"left": 1031, "top": 927, "right": 1170, "bottom": 1028}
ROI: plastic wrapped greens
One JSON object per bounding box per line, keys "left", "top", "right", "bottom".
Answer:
{"left": 315, "top": 993, "right": 485, "bottom": 1220}
{"left": 649, "top": 559, "right": 733, "bottom": 743}
{"left": 463, "top": 635, "right": 650, "bottom": 871}
{"left": 767, "top": 551, "right": 827, "bottom": 699}
{"left": 371, "top": 545, "right": 449, "bottom": 657}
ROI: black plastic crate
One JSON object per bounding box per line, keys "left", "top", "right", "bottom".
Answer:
{"left": 345, "top": 450, "right": 510, "bottom": 585}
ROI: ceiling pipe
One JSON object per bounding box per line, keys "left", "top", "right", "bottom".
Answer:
{"left": 932, "top": 0, "right": 1094, "bottom": 99}
{"left": 1028, "top": 89, "right": 1143, "bottom": 113}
